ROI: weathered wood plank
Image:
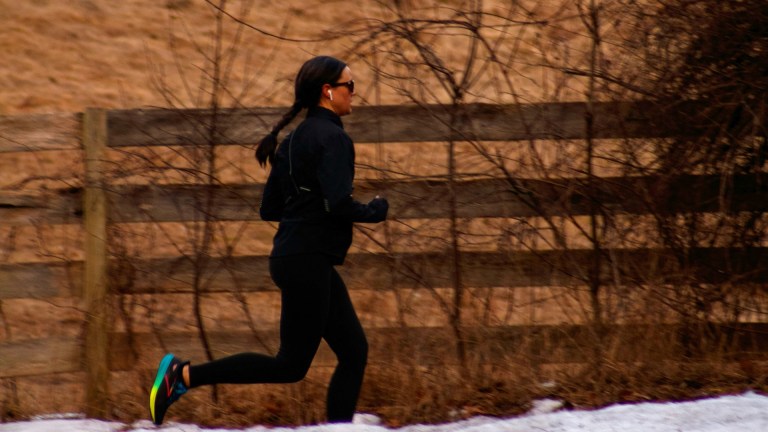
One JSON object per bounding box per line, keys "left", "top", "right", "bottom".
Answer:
{"left": 4, "top": 247, "right": 768, "bottom": 300}
{"left": 106, "top": 328, "right": 526, "bottom": 370}
{"left": 0, "top": 337, "right": 81, "bottom": 378}
{"left": 0, "top": 112, "right": 81, "bottom": 153}
{"left": 4, "top": 323, "right": 767, "bottom": 377}
{"left": 102, "top": 172, "right": 766, "bottom": 220}
{"left": 82, "top": 108, "right": 110, "bottom": 418}
{"left": 106, "top": 106, "right": 279, "bottom": 148}
{"left": 5, "top": 173, "right": 766, "bottom": 225}
{"left": 99, "top": 324, "right": 768, "bottom": 369}
{"left": 0, "top": 101, "right": 700, "bottom": 153}
{"left": 106, "top": 183, "right": 261, "bottom": 223}
{"left": 0, "top": 262, "right": 75, "bottom": 299}
{"left": 0, "top": 188, "right": 82, "bottom": 225}
{"left": 106, "top": 101, "right": 698, "bottom": 148}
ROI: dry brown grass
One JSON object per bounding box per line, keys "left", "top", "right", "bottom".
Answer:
{"left": 2, "top": 323, "right": 768, "bottom": 426}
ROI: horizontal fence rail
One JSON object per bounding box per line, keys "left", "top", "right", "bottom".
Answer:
{"left": 4, "top": 323, "right": 768, "bottom": 379}
{"left": 0, "top": 100, "right": 700, "bottom": 153}
{"left": 104, "top": 101, "right": 700, "bottom": 148}
{"left": 3, "top": 247, "right": 768, "bottom": 300}
{"left": 3, "top": 174, "right": 768, "bottom": 225}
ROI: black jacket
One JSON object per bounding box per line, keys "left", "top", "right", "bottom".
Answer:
{"left": 259, "top": 106, "right": 388, "bottom": 264}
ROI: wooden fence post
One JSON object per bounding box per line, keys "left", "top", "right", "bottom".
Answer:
{"left": 82, "top": 108, "right": 110, "bottom": 418}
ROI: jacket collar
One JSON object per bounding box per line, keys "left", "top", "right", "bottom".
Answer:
{"left": 307, "top": 106, "right": 344, "bottom": 129}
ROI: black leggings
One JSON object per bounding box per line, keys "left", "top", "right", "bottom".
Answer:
{"left": 187, "top": 254, "right": 368, "bottom": 422}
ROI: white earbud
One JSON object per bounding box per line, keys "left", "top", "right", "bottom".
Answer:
{"left": 328, "top": 90, "right": 333, "bottom": 101}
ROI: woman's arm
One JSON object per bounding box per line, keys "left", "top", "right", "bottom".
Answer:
{"left": 316, "top": 133, "right": 388, "bottom": 223}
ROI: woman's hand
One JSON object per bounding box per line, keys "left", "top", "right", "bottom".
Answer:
{"left": 367, "top": 196, "right": 389, "bottom": 222}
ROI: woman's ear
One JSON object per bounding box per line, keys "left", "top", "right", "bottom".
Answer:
{"left": 318, "top": 83, "right": 336, "bottom": 111}
{"left": 321, "top": 83, "right": 333, "bottom": 100}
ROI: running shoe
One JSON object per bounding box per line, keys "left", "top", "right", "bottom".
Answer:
{"left": 149, "top": 353, "right": 189, "bottom": 425}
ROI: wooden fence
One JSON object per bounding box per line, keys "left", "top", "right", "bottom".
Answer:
{"left": 2, "top": 101, "right": 768, "bottom": 418}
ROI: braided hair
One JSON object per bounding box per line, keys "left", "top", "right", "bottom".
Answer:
{"left": 255, "top": 56, "right": 347, "bottom": 167}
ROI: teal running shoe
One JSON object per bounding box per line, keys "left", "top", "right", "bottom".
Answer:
{"left": 149, "top": 353, "right": 189, "bottom": 425}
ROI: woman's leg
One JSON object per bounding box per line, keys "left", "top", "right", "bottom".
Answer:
{"left": 187, "top": 254, "right": 333, "bottom": 387}
{"left": 323, "top": 267, "right": 368, "bottom": 422}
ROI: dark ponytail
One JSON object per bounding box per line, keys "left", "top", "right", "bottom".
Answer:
{"left": 255, "top": 56, "right": 347, "bottom": 167}
{"left": 255, "top": 101, "right": 303, "bottom": 167}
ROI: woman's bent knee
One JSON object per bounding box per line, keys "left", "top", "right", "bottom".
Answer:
{"left": 278, "top": 358, "right": 313, "bottom": 383}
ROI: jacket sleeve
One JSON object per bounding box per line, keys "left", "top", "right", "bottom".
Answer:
{"left": 259, "top": 165, "right": 284, "bottom": 222}
{"left": 316, "top": 132, "right": 388, "bottom": 223}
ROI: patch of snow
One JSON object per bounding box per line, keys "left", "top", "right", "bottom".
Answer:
{"left": 2, "top": 392, "right": 768, "bottom": 432}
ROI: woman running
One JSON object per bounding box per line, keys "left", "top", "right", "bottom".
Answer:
{"left": 149, "top": 55, "right": 389, "bottom": 425}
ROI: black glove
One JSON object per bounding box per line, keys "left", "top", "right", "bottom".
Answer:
{"left": 367, "top": 196, "right": 389, "bottom": 222}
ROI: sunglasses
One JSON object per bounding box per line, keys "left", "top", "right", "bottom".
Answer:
{"left": 329, "top": 80, "right": 355, "bottom": 94}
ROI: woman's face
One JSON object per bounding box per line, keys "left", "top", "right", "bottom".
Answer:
{"left": 322, "top": 66, "right": 355, "bottom": 116}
